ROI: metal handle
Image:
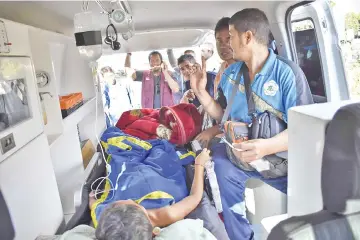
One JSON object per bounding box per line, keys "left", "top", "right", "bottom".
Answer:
{"left": 39, "top": 92, "right": 53, "bottom": 100}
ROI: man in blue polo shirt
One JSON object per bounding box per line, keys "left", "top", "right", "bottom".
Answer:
{"left": 189, "top": 8, "right": 313, "bottom": 240}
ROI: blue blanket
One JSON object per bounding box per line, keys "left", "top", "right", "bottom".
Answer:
{"left": 91, "top": 127, "right": 194, "bottom": 226}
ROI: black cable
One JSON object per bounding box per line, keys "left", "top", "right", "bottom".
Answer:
{"left": 104, "top": 23, "right": 121, "bottom": 51}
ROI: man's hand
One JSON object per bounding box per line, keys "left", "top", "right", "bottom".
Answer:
{"left": 195, "top": 148, "right": 211, "bottom": 167}
{"left": 195, "top": 127, "right": 218, "bottom": 148}
{"left": 161, "top": 62, "right": 168, "bottom": 72}
{"left": 232, "top": 139, "right": 270, "bottom": 163}
{"left": 180, "top": 90, "right": 195, "bottom": 104}
{"left": 189, "top": 57, "right": 207, "bottom": 94}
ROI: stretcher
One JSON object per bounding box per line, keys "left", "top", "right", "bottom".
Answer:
{"left": 58, "top": 141, "right": 229, "bottom": 239}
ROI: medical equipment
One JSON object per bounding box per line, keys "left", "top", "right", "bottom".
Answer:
{"left": 75, "top": 1, "right": 135, "bottom": 56}
{"left": 73, "top": 9, "right": 111, "bottom": 199}
{"left": 0, "top": 57, "right": 43, "bottom": 163}
{"left": 74, "top": 0, "right": 135, "bottom": 198}
{"left": 74, "top": 11, "right": 103, "bottom": 63}
{"left": 108, "top": 1, "right": 134, "bottom": 41}
{"left": 36, "top": 70, "right": 50, "bottom": 88}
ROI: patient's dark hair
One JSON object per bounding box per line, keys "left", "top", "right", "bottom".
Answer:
{"left": 148, "top": 51, "right": 163, "bottom": 63}
{"left": 177, "top": 54, "right": 196, "bottom": 66}
{"left": 95, "top": 203, "right": 153, "bottom": 240}
{"left": 229, "top": 8, "right": 270, "bottom": 46}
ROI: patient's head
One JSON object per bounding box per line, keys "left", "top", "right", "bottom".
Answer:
{"left": 96, "top": 200, "right": 153, "bottom": 240}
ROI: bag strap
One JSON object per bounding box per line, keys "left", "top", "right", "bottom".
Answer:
{"left": 243, "top": 65, "right": 256, "bottom": 120}
{"left": 220, "top": 64, "right": 247, "bottom": 129}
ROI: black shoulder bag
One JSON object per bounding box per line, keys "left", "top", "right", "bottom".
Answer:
{"left": 220, "top": 64, "right": 288, "bottom": 179}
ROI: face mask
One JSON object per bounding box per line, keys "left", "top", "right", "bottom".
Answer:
{"left": 200, "top": 42, "right": 214, "bottom": 60}
{"left": 104, "top": 72, "right": 115, "bottom": 79}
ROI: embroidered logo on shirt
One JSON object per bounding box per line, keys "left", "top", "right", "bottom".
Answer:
{"left": 263, "top": 80, "right": 279, "bottom": 96}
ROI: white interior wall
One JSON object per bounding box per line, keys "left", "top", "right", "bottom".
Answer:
{"left": 61, "top": 42, "right": 96, "bottom": 99}
{"left": 0, "top": 18, "right": 65, "bottom": 239}
{"left": 0, "top": 134, "right": 64, "bottom": 240}
{"left": 0, "top": 15, "right": 106, "bottom": 238}
{"left": 28, "top": 28, "right": 64, "bottom": 137}
{"left": 49, "top": 124, "right": 84, "bottom": 216}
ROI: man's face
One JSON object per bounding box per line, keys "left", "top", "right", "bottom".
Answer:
{"left": 178, "top": 60, "right": 194, "bottom": 79}
{"left": 149, "top": 54, "right": 162, "bottom": 71}
{"left": 215, "top": 28, "right": 233, "bottom": 61}
{"left": 229, "top": 25, "right": 251, "bottom": 62}
{"left": 101, "top": 68, "right": 115, "bottom": 83}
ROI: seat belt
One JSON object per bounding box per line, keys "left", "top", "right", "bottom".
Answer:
{"left": 220, "top": 64, "right": 247, "bottom": 130}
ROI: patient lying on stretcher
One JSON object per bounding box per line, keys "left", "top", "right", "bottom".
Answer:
{"left": 89, "top": 147, "right": 211, "bottom": 240}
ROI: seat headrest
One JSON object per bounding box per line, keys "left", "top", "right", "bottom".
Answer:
{"left": 0, "top": 189, "right": 15, "bottom": 240}
{"left": 321, "top": 102, "right": 360, "bottom": 214}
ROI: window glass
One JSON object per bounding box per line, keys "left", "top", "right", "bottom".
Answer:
{"left": 291, "top": 19, "right": 326, "bottom": 97}
{"left": 0, "top": 78, "right": 30, "bottom": 132}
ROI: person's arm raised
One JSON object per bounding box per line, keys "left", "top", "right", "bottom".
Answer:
{"left": 147, "top": 149, "right": 211, "bottom": 227}
{"left": 162, "top": 62, "right": 180, "bottom": 93}
{"left": 124, "top": 53, "right": 137, "bottom": 80}
{"left": 190, "top": 57, "right": 224, "bottom": 122}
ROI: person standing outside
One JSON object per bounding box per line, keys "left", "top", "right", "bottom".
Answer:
{"left": 125, "top": 51, "right": 179, "bottom": 109}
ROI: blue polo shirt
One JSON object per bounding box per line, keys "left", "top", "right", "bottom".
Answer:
{"left": 217, "top": 49, "right": 313, "bottom": 124}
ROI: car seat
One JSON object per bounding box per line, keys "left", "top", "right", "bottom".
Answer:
{"left": 268, "top": 102, "right": 360, "bottom": 239}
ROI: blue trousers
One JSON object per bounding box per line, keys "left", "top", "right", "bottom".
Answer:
{"left": 212, "top": 143, "right": 287, "bottom": 240}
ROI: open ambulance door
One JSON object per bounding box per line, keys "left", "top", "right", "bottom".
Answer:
{"left": 287, "top": 0, "right": 350, "bottom": 103}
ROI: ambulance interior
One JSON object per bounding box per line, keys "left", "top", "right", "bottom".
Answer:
{"left": 0, "top": 1, "right": 359, "bottom": 239}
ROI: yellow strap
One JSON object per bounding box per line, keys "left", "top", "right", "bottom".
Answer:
{"left": 134, "top": 191, "right": 175, "bottom": 205}
{"left": 101, "top": 136, "right": 152, "bottom": 152}
{"left": 107, "top": 136, "right": 152, "bottom": 151}
{"left": 179, "top": 151, "right": 196, "bottom": 160}
{"left": 108, "top": 138, "right": 132, "bottom": 150}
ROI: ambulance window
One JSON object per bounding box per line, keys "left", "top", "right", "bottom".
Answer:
{"left": 291, "top": 19, "right": 326, "bottom": 98}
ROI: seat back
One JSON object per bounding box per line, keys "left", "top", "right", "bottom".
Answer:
{"left": 268, "top": 102, "right": 360, "bottom": 240}
{"left": 0, "top": 189, "right": 15, "bottom": 240}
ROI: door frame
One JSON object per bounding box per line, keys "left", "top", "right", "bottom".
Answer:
{"left": 285, "top": 0, "right": 350, "bottom": 102}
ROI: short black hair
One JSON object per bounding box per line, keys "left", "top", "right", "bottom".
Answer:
{"left": 148, "top": 51, "right": 163, "bottom": 62}
{"left": 214, "top": 17, "right": 230, "bottom": 35}
{"left": 95, "top": 203, "right": 153, "bottom": 240}
{"left": 177, "top": 54, "right": 196, "bottom": 66}
{"left": 229, "top": 8, "right": 270, "bottom": 46}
